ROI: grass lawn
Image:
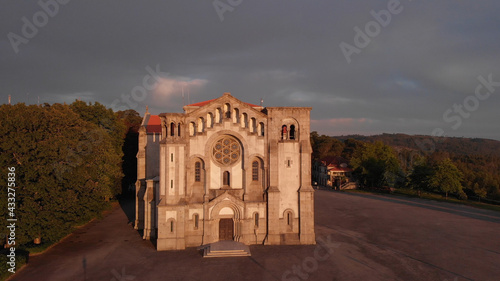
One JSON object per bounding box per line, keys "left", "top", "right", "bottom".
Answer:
{"left": 344, "top": 188, "right": 500, "bottom": 212}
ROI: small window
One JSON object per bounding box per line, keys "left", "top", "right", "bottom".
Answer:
{"left": 255, "top": 213, "right": 259, "bottom": 227}
{"left": 178, "top": 123, "right": 181, "bottom": 136}
{"left": 170, "top": 180, "right": 173, "bottom": 189}
{"left": 281, "top": 125, "right": 287, "bottom": 140}
{"left": 198, "top": 117, "right": 204, "bottom": 133}
{"left": 207, "top": 112, "right": 214, "bottom": 128}
{"left": 251, "top": 118, "right": 256, "bottom": 133}
{"left": 194, "top": 214, "right": 199, "bottom": 229}
{"left": 233, "top": 108, "right": 239, "bottom": 123}
{"left": 252, "top": 161, "right": 259, "bottom": 181}
{"left": 224, "top": 103, "right": 231, "bottom": 118}
{"left": 171, "top": 153, "right": 173, "bottom": 162}
{"left": 195, "top": 162, "right": 201, "bottom": 182}
{"left": 242, "top": 113, "right": 248, "bottom": 128}
{"left": 170, "top": 221, "right": 174, "bottom": 232}
{"left": 189, "top": 122, "right": 195, "bottom": 136}
{"left": 170, "top": 122, "right": 175, "bottom": 136}
{"left": 290, "top": 125, "right": 296, "bottom": 140}
{"left": 216, "top": 108, "right": 222, "bottom": 123}
{"left": 287, "top": 213, "right": 291, "bottom": 225}
{"left": 223, "top": 171, "right": 230, "bottom": 186}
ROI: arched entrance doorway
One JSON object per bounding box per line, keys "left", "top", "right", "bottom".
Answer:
{"left": 219, "top": 218, "right": 234, "bottom": 240}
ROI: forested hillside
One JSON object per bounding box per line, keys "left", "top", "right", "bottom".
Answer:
{"left": 312, "top": 132, "right": 500, "bottom": 201}
{"left": 334, "top": 133, "right": 500, "bottom": 157}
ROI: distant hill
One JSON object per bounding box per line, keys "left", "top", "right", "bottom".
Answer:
{"left": 332, "top": 134, "right": 500, "bottom": 157}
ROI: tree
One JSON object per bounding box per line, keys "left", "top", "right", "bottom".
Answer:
{"left": 0, "top": 103, "right": 122, "bottom": 244}
{"left": 408, "top": 161, "right": 434, "bottom": 193}
{"left": 117, "top": 109, "right": 142, "bottom": 195}
{"left": 429, "top": 158, "right": 463, "bottom": 199}
{"left": 69, "top": 100, "right": 126, "bottom": 197}
{"left": 310, "top": 132, "right": 345, "bottom": 160}
{"left": 473, "top": 183, "right": 487, "bottom": 201}
{"left": 350, "top": 141, "right": 400, "bottom": 187}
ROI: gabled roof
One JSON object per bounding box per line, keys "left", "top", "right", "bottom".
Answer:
{"left": 145, "top": 115, "right": 161, "bottom": 133}
{"left": 319, "top": 156, "right": 353, "bottom": 172}
{"left": 186, "top": 97, "right": 261, "bottom": 108}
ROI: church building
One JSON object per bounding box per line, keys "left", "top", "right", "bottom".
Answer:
{"left": 135, "top": 92, "right": 316, "bottom": 250}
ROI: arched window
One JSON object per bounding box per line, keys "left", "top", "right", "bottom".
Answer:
{"left": 216, "top": 108, "right": 222, "bottom": 123}
{"left": 170, "top": 122, "right": 175, "bottom": 136}
{"left": 233, "top": 108, "right": 239, "bottom": 124}
{"left": 198, "top": 117, "right": 204, "bottom": 133}
{"left": 241, "top": 113, "right": 248, "bottom": 128}
{"left": 207, "top": 112, "right": 214, "bottom": 128}
{"left": 195, "top": 162, "right": 201, "bottom": 182}
{"left": 290, "top": 125, "right": 296, "bottom": 140}
{"left": 170, "top": 220, "right": 174, "bottom": 232}
{"left": 189, "top": 122, "right": 195, "bottom": 136}
{"left": 254, "top": 212, "right": 259, "bottom": 227}
{"left": 194, "top": 214, "right": 199, "bottom": 229}
{"left": 177, "top": 123, "right": 181, "bottom": 136}
{"left": 251, "top": 118, "right": 256, "bottom": 133}
{"left": 281, "top": 125, "right": 288, "bottom": 140}
{"left": 252, "top": 161, "right": 259, "bottom": 181}
{"left": 259, "top": 122, "right": 264, "bottom": 136}
{"left": 285, "top": 210, "right": 293, "bottom": 230}
{"left": 223, "top": 171, "right": 230, "bottom": 186}
{"left": 224, "top": 103, "right": 231, "bottom": 118}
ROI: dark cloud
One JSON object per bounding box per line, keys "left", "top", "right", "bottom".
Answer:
{"left": 1, "top": 0, "right": 499, "bottom": 140}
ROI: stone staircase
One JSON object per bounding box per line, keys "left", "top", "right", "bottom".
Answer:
{"left": 199, "top": 241, "right": 251, "bottom": 258}
{"left": 340, "top": 182, "right": 358, "bottom": 190}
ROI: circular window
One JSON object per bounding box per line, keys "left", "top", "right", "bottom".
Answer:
{"left": 212, "top": 136, "right": 241, "bottom": 166}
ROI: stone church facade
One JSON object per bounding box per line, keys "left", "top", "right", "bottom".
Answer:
{"left": 135, "top": 92, "right": 315, "bottom": 250}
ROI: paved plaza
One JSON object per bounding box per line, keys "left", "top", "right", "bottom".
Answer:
{"left": 9, "top": 190, "right": 500, "bottom": 281}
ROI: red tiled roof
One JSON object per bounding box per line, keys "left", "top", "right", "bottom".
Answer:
{"left": 146, "top": 115, "right": 161, "bottom": 133}
{"left": 187, "top": 99, "right": 260, "bottom": 108}
{"left": 328, "top": 166, "right": 353, "bottom": 173}
{"left": 187, "top": 99, "right": 217, "bottom": 107}
{"left": 245, "top": 102, "right": 261, "bottom": 107}
{"left": 320, "top": 156, "right": 352, "bottom": 172}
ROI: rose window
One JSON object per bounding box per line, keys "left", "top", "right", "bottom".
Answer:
{"left": 212, "top": 136, "right": 240, "bottom": 166}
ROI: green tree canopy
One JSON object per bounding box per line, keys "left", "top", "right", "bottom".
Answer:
{"left": 0, "top": 103, "right": 123, "bottom": 244}
{"left": 350, "top": 141, "right": 400, "bottom": 187}
{"left": 429, "top": 158, "right": 464, "bottom": 198}
{"left": 408, "top": 160, "right": 434, "bottom": 191}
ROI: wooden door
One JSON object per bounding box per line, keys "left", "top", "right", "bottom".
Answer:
{"left": 219, "top": 218, "right": 233, "bottom": 240}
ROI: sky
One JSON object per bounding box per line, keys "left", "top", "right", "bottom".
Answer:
{"left": 1, "top": 0, "right": 499, "bottom": 140}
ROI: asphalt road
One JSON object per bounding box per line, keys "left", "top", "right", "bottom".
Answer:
{"left": 9, "top": 190, "right": 500, "bottom": 281}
